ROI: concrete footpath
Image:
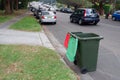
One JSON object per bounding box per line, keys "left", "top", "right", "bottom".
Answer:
{"left": 0, "top": 12, "right": 54, "bottom": 50}
{"left": 0, "top": 29, "right": 54, "bottom": 50}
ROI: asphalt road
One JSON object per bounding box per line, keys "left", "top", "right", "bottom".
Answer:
{"left": 43, "top": 12, "right": 120, "bottom": 80}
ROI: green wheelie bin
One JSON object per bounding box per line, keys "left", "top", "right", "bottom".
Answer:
{"left": 70, "top": 32, "right": 103, "bottom": 74}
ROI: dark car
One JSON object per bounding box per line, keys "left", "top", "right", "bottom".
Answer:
{"left": 30, "top": 7, "right": 36, "bottom": 12}
{"left": 60, "top": 8, "right": 73, "bottom": 13}
{"left": 112, "top": 10, "right": 120, "bottom": 21}
{"left": 70, "top": 8, "right": 100, "bottom": 25}
{"left": 34, "top": 8, "right": 46, "bottom": 19}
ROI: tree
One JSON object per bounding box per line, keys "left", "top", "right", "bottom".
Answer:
{"left": 14, "top": 0, "right": 18, "bottom": 10}
{"left": 1, "top": 0, "right": 38, "bottom": 14}
{"left": 115, "top": 0, "right": 120, "bottom": 10}
{"left": 3, "top": 0, "right": 18, "bottom": 14}
{"left": 4, "top": 0, "right": 12, "bottom": 14}
{"left": 88, "top": 0, "right": 114, "bottom": 15}
{"left": 57, "top": 0, "right": 115, "bottom": 15}
{"left": 57, "top": 0, "right": 92, "bottom": 10}
{"left": 4, "top": 0, "right": 28, "bottom": 14}
{"left": 57, "top": 0, "right": 83, "bottom": 9}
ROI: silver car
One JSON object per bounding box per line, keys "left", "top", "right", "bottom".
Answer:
{"left": 39, "top": 11, "right": 57, "bottom": 24}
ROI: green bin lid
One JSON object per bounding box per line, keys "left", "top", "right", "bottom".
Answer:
{"left": 70, "top": 32, "right": 103, "bottom": 40}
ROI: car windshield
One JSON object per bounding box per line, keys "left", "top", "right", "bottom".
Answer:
{"left": 67, "top": 8, "right": 72, "bottom": 11}
{"left": 49, "top": 12, "right": 55, "bottom": 15}
{"left": 42, "top": 11, "right": 54, "bottom": 15}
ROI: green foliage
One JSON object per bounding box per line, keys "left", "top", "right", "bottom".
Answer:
{"left": 103, "top": 4, "right": 113, "bottom": 14}
{"left": 56, "top": 2, "right": 67, "bottom": 8}
{"left": 18, "top": 0, "right": 29, "bottom": 9}
{"left": 57, "top": 0, "right": 93, "bottom": 8}
{"left": 18, "top": 0, "right": 39, "bottom": 9}
{"left": 0, "top": 0, "right": 4, "bottom": 10}
{"left": 116, "top": 0, "right": 120, "bottom": 10}
{"left": 91, "top": 1, "right": 100, "bottom": 10}
{"left": 84, "top": 1, "right": 93, "bottom": 8}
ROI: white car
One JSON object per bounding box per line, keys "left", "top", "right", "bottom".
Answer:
{"left": 39, "top": 11, "right": 57, "bottom": 24}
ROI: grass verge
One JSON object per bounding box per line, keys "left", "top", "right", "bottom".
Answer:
{"left": 0, "top": 45, "right": 77, "bottom": 80}
{"left": 10, "top": 16, "right": 41, "bottom": 32}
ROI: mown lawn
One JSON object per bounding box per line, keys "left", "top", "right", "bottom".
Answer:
{"left": 0, "top": 45, "right": 77, "bottom": 80}
{"left": 10, "top": 16, "right": 41, "bottom": 32}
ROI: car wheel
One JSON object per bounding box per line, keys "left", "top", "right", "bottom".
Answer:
{"left": 112, "top": 17, "right": 116, "bottom": 21}
{"left": 39, "top": 20, "right": 43, "bottom": 24}
{"left": 53, "top": 22, "right": 56, "bottom": 24}
{"left": 70, "top": 18, "right": 73, "bottom": 23}
{"left": 78, "top": 19, "right": 83, "bottom": 25}
{"left": 36, "top": 16, "right": 39, "bottom": 19}
{"left": 93, "top": 21, "right": 98, "bottom": 25}
{"left": 94, "top": 22, "right": 98, "bottom": 25}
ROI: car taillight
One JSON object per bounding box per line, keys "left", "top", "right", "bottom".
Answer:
{"left": 42, "top": 16, "right": 45, "bottom": 19}
{"left": 84, "top": 10, "right": 86, "bottom": 17}
{"left": 54, "top": 16, "right": 56, "bottom": 19}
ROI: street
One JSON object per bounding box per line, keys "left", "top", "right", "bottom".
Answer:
{"left": 43, "top": 12, "right": 120, "bottom": 80}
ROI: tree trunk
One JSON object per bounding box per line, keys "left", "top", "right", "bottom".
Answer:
{"left": 14, "top": 0, "right": 18, "bottom": 10}
{"left": 74, "top": 5, "right": 78, "bottom": 10}
{"left": 4, "top": 0, "right": 12, "bottom": 14}
{"left": 99, "top": 1, "right": 104, "bottom": 15}
{"left": 10, "top": 0, "right": 14, "bottom": 13}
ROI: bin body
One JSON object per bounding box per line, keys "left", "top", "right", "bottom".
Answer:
{"left": 70, "top": 32, "right": 103, "bottom": 72}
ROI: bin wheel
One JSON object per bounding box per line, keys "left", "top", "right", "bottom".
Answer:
{"left": 80, "top": 68, "right": 88, "bottom": 74}
{"left": 73, "top": 60, "right": 77, "bottom": 65}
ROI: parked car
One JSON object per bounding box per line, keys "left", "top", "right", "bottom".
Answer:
{"left": 70, "top": 8, "right": 100, "bottom": 25}
{"left": 39, "top": 11, "right": 57, "bottom": 24}
{"left": 60, "top": 8, "right": 73, "bottom": 13}
{"left": 33, "top": 9, "right": 40, "bottom": 18}
{"left": 29, "top": 7, "right": 36, "bottom": 12}
{"left": 112, "top": 10, "right": 120, "bottom": 21}
{"left": 47, "top": 7, "right": 56, "bottom": 14}
{"left": 34, "top": 8, "right": 46, "bottom": 19}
